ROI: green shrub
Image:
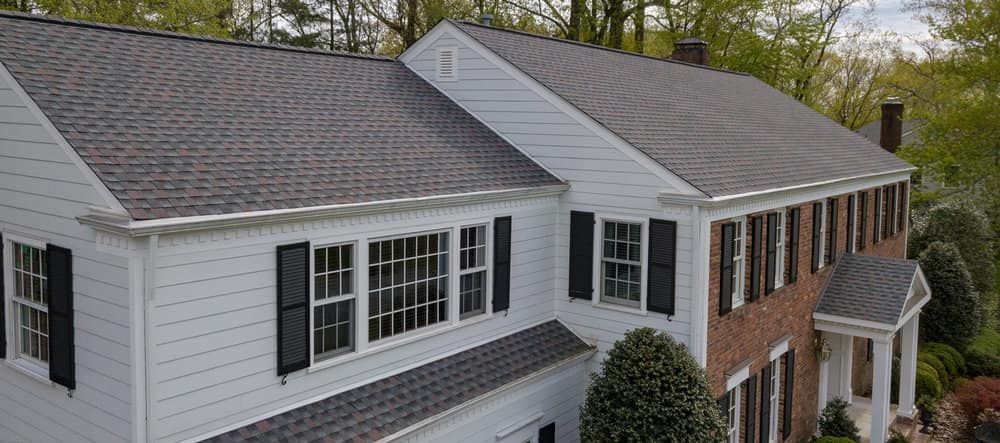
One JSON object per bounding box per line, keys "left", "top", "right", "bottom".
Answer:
{"left": 915, "top": 361, "right": 943, "bottom": 400}
{"left": 917, "top": 352, "right": 950, "bottom": 387}
{"left": 887, "top": 429, "right": 909, "bottom": 443}
{"left": 908, "top": 201, "right": 994, "bottom": 294}
{"left": 964, "top": 328, "right": 1000, "bottom": 377}
{"left": 815, "top": 437, "right": 857, "bottom": 443}
{"left": 918, "top": 242, "right": 983, "bottom": 348}
{"left": 580, "top": 328, "right": 726, "bottom": 442}
{"left": 818, "top": 397, "right": 861, "bottom": 441}
{"left": 922, "top": 342, "right": 966, "bottom": 376}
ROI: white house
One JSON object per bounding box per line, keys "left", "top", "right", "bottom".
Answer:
{"left": 0, "top": 12, "right": 929, "bottom": 443}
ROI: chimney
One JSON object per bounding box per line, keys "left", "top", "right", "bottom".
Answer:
{"left": 671, "top": 37, "right": 709, "bottom": 65}
{"left": 879, "top": 98, "right": 904, "bottom": 153}
{"left": 479, "top": 13, "right": 494, "bottom": 26}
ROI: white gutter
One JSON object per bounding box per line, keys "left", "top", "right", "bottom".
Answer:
{"left": 658, "top": 168, "right": 916, "bottom": 207}
{"left": 77, "top": 185, "right": 569, "bottom": 237}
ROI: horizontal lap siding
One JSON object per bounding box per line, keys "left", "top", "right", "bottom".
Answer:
{"left": 406, "top": 32, "right": 696, "bottom": 374}
{"left": 0, "top": 81, "right": 131, "bottom": 442}
{"left": 146, "top": 199, "right": 560, "bottom": 442}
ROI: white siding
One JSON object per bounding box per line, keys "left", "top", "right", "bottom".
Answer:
{"left": 0, "top": 72, "right": 132, "bottom": 442}
{"left": 402, "top": 29, "right": 698, "bottom": 369}
{"left": 145, "top": 197, "right": 564, "bottom": 442}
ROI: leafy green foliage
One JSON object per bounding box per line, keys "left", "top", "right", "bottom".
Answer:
{"left": 921, "top": 342, "right": 965, "bottom": 377}
{"left": 964, "top": 328, "right": 1000, "bottom": 377}
{"left": 917, "top": 351, "right": 950, "bottom": 388}
{"left": 916, "top": 360, "right": 943, "bottom": 400}
{"left": 918, "top": 242, "right": 983, "bottom": 348}
{"left": 818, "top": 397, "right": 861, "bottom": 441}
{"left": 579, "top": 328, "right": 726, "bottom": 443}
{"left": 908, "top": 202, "right": 995, "bottom": 295}
{"left": 815, "top": 437, "right": 856, "bottom": 443}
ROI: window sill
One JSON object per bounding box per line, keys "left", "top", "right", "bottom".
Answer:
{"left": 4, "top": 359, "right": 52, "bottom": 386}
{"left": 307, "top": 312, "right": 494, "bottom": 374}
{"left": 592, "top": 301, "right": 646, "bottom": 316}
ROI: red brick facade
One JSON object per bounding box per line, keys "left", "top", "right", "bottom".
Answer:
{"left": 707, "top": 183, "right": 908, "bottom": 442}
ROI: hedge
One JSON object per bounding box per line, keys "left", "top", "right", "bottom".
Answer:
{"left": 922, "top": 342, "right": 965, "bottom": 376}
{"left": 916, "top": 361, "right": 943, "bottom": 400}
{"left": 918, "top": 351, "right": 950, "bottom": 388}
{"left": 964, "top": 328, "right": 1000, "bottom": 377}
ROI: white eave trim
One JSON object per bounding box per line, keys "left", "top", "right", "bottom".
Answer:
{"left": 813, "top": 312, "right": 897, "bottom": 333}
{"left": 659, "top": 168, "right": 916, "bottom": 208}
{"left": 78, "top": 184, "right": 569, "bottom": 237}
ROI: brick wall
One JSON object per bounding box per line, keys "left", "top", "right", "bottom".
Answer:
{"left": 707, "top": 184, "right": 908, "bottom": 443}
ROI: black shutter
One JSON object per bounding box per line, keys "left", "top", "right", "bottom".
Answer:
{"left": 749, "top": 216, "right": 762, "bottom": 301}
{"left": 782, "top": 349, "right": 795, "bottom": 440}
{"left": 811, "top": 203, "right": 822, "bottom": 273}
{"left": 568, "top": 211, "right": 594, "bottom": 300}
{"left": 719, "top": 223, "right": 735, "bottom": 316}
{"left": 858, "top": 192, "right": 868, "bottom": 250}
{"left": 538, "top": 422, "right": 555, "bottom": 443}
{"left": 277, "top": 242, "right": 310, "bottom": 376}
{"left": 759, "top": 365, "right": 771, "bottom": 443}
{"left": 47, "top": 244, "right": 75, "bottom": 390}
{"left": 874, "top": 189, "right": 882, "bottom": 244}
{"left": 647, "top": 219, "right": 676, "bottom": 315}
{"left": 788, "top": 208, "right": 800, "bottom": 284}
{"left": 765, "top": 213, "right": 777, "bottom": 295}
{"left": 0, "top": 235, "right": 4, "bottom": 359}
{"left": 827, "top": 199, "right": 838, "bottom": 264}
{"left": 745, "top": 374, "right": 757, "bottom": 443}
{"left": 492, "top": 216, "right": 512, "bottom": 312}
{"left": 846, "top": 195, "right": 855, "bottom": 252}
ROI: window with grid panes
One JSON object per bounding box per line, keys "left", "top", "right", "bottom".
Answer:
{"left": 459, "top": 225, "right": 487, "bottom": 319}
{"left": 368, "top": 231, "right": 449, "bottom": 341}
{"left": 601, "top": 221, "right": 642, "bottom": 308}
{"left": 312, "top": 243, "right": 355, "bottom": 361}
{"left": 11, "top": 242, "right": 48, "bottom": 367}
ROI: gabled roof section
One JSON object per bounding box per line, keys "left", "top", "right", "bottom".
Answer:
{"left": 201, "top": 320, "right": 593, "bottom": 442}
{"left": 0, "top": 12, "right": 562, "bottom": 220}
{"left": 815, "top": 254, "right": 927, "bottom": 328}
{"left": 451, "top": 21, "right": 914, "bottom": 197}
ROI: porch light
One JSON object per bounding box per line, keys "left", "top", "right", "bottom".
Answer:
{"left": 815, "top": 338, "right": 833, "bottom": 362}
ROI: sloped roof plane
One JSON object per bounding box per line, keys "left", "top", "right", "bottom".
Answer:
{"left": 450, "top": 20, "right": 914, "bottom": 197}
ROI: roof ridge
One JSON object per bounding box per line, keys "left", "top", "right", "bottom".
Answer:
{"left": 452, "top": 19, "right": 751, "bottom": 77}
{"left": 0, "top": 10, "right": 394, "bottom": 62}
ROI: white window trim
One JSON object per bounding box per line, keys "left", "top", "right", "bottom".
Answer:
{"left": 768, "top": 358, "right": 781, "bottom": 443}
{"left": 727, "top": 384, "right": 742, "bottom": 443}
{"left": 309, "top": 241, "right": 357, "bottom": 366}
{"left": 591, "top": 214, "right": 648, "bottom": 314}
{"left": 731, "top": 216, "right": 746, "bottom": 309}
{"left": 817, "top": 200, "right": 827, "bottom": 270}
{"left": 774, "top": 210, "right": 786, "bottom": 289}
{"left": 2, "top": 232, "right": 52, "bottom": 383}
{"left": 458, "top": 222, "right": 491, "bottom": 320}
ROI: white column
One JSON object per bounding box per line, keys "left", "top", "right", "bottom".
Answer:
{"left": 841, "top": 335, "right": 854, "bottom": 403}
{"left": 870, "top": 337, "right": 894, "bottom": 443}
{"left": 898, "top": 314, "right": 920, "bottom": 419}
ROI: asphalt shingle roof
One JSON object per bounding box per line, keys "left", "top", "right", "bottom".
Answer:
{"left": 202, "top": 320, "right": 591, "bottom": 442}
{"left": 815, "top": 254, "right": 920, "bottom": 325}
{"left": 452, "top": 21, "right": 914, "bottom": 197}
{"left": 0, "top": 12, "right": 562, "bottom": 220}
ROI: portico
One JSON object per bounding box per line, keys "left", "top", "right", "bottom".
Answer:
{"left": 812, "top": 254, "right": 931, "bottom": 443}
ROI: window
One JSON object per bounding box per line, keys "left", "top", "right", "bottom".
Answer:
{"left": 727, "top": 385, "right": 741, "bottom": 443}
{"left": 459, "top": 224, "right": 487, "bottom": 319}
{"left": 601, "top": 221, "right": 642, "bottom": 308}
{"left": 312, "top": 244, "right": 355, "bottom": 361}
{"left": 768, "top": 358, "right": 781, "bottom": 442}
{"left": 817, "top": 201, "right": 827, "bottom": 270}
{"left": 368, "top": 231, "right": 449, "bottom": 341}
{"left": 731, "top": 218, "right": 746, "bottom": 309}
{"left": 9, "top": 242, "right": 49, "bottom": 369}
{"left": 893, "top": 184, "right": 901, "bottom": 234}
{"left": 773, "top": 211, "right": 786, "bottom": 289}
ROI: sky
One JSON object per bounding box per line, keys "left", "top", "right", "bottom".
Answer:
{"left": 866, "top": 0, "right": 932, "bottom": 54}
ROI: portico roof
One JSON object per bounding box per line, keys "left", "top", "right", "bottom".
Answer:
{"left": 813, "top": 254, "right": 931, "bottom": 334}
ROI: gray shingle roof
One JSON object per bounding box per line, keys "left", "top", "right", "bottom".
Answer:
{"left": 452, "top": 21, "right": 914, "bottom": 197}
{"left": 856, "top": 119, "right": 926, "bottom": 147}
{"left": 202, "top": 320, "right": 591, "bottom": 443}
{"left": 0, "top": 12, "right": 562, "bottom": 220}
{"left": 815, "top": 254, "right": 920, "bottom": 325}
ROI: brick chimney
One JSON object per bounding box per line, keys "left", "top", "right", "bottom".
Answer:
{"left": 671, "top": 37, "right": 709, "bottom": 65}
{"left": 879, "top": 98, "right": 904, "bottom": 153}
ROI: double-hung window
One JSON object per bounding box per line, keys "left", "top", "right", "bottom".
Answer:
{"left": 600, "top": 220, "right": 643, "bottom": 308}
{"left": 773, "top": 211, "right": 786, "bottom": 289}
{"left": 817, "top": 201, "right": 827, "bottom": 270}
{"left": 726, "top": 385, "right": 741, "bottom": 443}
{"left": 313, "top": 243, "right": 355, "bottom": 361}
{"left": 731, "top": 217, "right": 746, "bottom": 309}
{"left": 459, "top": 224, "right": 487, "bottom": 319}
{"left": 10, "top": 242, "right": 49, "bottom": 370}
{"left": 368, "top": 231, "right": 450, "bottom": 341}
{"left": 767, "top": 358, "right": 781, "bottom": 442}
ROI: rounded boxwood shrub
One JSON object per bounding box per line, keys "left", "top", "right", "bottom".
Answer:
{"left": 918, "top": 242, "right": 983, "bottom": 349}
{"left": 964, "top": 328, "right": 1000, "bottom": 377}
{"left": 918, "top": 351, "right": 950, "bottom": 387}
{"left": 922, "top": 342, "right": 965, "bottom": 376}
{"left": 915, "top": 361, "right": 943, "bottom": 400}
{"left": 580, "top": 327, "right": 726, "bottom": 442}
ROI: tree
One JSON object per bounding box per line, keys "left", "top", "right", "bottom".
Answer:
{"left": 817, "top": 397, "right": 861, "bottom": 441}
{"left": 579, "top": 328, "right": 726, "bottom": 442}
{"left": 908, "top": 201, "right": 995, "bottom": 295}
{"left": 918, "top": 241, "right": 982, "bottom": 349}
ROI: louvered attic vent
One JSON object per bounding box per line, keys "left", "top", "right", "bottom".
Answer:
{"left": 437, "top": 47, "right": 457, "bottom": 81}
